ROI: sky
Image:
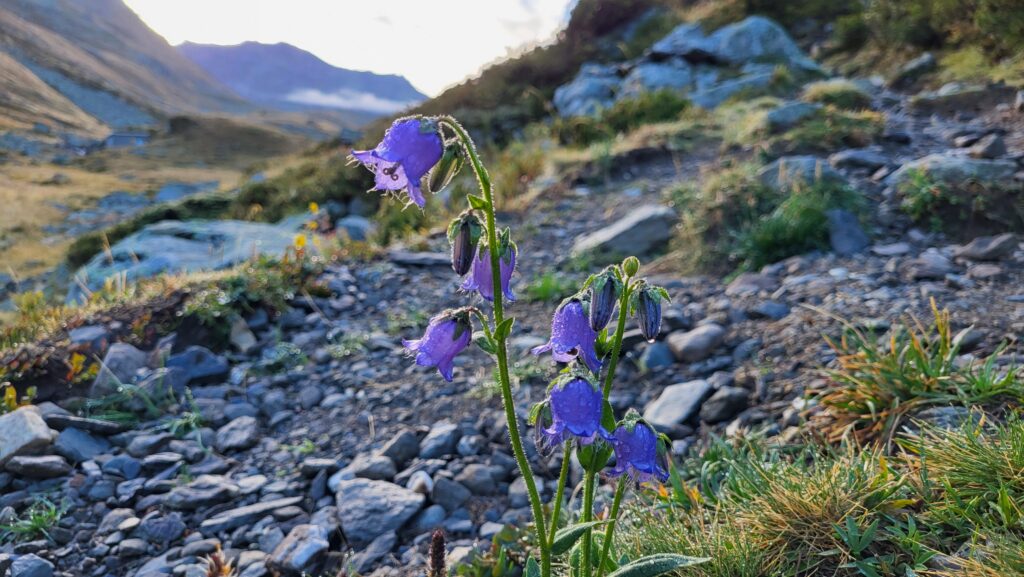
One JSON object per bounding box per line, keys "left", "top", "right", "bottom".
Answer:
{"left": 124, "top": 0, "right": 577, "bottom": 96}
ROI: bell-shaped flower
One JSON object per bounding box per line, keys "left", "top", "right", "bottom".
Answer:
{"left": 350, "top": 117, "right": 443, "bottom": 208}
{"left": 531, "top": 298, "right": 602, "bottom": 373}
{"left": 608, "top": 412, "right": 669, "bottom": 483}
{"left": 461, "top": 241, "right": 516, "bottom": 302}
{"left": 402, "top": 309, "right": 472, "bottom": 382}
{"left": 539, "top": 375, "right": 610, "bottom": 447}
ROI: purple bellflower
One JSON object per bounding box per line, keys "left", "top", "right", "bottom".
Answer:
{"left": 531, "top": 298, "right": 602, "bottom": 373}
{"left": 608, "top": 412, "right": 669, "bottom": 483}
{"left": 351, "top": 117, "right": 443, "bottom": 208}
{"left": 403, "top": 309, "right": 472, "bottom": 382}
{"left": 588, "top": 268, "right": 622, "bottom": 331}
{"left": 461, "top": 241, "right": 516, "bottom": 302}
{"left": 539, "top": 376, "right": 610, "bottom": 447}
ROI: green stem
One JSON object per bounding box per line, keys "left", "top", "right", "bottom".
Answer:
{"left": 596, "top": 478, "right": 627, "bottom": 577}
{"left": 601, "top": 284, "right": 632, "bottom": 402}
{"left": 547, "top": 440, "right": 572, "bottom": 547}
{"left": 582, "top": 471, "right": 596, "bottom": 577}
{"left": 441, "top": 117, "right": 550, "bottom": 577}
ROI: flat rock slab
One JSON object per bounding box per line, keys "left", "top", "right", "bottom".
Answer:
{"left": 885, "top": 153, "right": 1017, "bottom": 188}
{"left": 644, "top": 380, "right": 713, "bottom": 428}
{"left": 571, "top": 205, "right": 678, "bottom": 263}
{"left": 199, "top": 496, "right": 303, "bottom": 534}
{"left": 336, "top": 478, "right": 425, "bottom": 546}
{"left": 0, "top": 407, "right": 55, "bottom": 466}
{"left": 387, "top": 250, "right": 450, "bottom": 267}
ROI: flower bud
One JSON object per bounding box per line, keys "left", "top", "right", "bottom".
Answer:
{"left": 637, "top": 286, "right": 664, "bottom": 343}
{"left": 428, "top": 142, "right": 465, "bottom": 194}
{"left": 588, "top": 269, "right": 622, "bottom": 331}
{"left": 448, "top": 212, "right": 483, "bottom": 276}
{"left": 622, "top": 256, "right": 640, "bottom": 277}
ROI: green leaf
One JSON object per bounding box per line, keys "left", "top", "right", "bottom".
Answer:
{"left": 606, "top": 554, "right": 710, "bottom": 577}
{"left": 527, "top": 401, "right": 547, "bottom": 426}
{"left": 551, "top": 520, "right": 608, "bottom": 556}
{"left": 468, "top": 194, "right": 490, "bottom": 210}
{"left": 495, "top": 318, "right": 515, "bottom": 340}
{"left": 475, "top": 334, "right": 497, "bottom": 355}
{"left": 525, "top": 557, "right": 541, "bottom": 577}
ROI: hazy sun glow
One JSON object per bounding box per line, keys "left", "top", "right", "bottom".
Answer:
{"left": 123, "top": 0, "right": 576, "bottom": 96}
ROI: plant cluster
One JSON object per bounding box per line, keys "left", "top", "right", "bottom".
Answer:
{"left": 350, "top": 115, "right": 706, "bottom": 577}
{"left": 552, "top": 91, "right": 691, "bottom": 148}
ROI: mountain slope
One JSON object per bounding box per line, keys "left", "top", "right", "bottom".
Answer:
{"left": 178, "top": 41, "right": 426, "bottom": 116}
{"left": 0, "top": 0, "right": 248, "bottom": 132}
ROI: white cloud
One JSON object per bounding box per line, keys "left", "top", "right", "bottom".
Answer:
{"left": 124, "top": 0, "right": 577, "bottom": 95}
{"left": 284, "top": 88, "right": 420, "bottom": 114}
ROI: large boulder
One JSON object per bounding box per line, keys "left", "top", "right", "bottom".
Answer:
{"left": 653, "top": 17, "right": 818, "bottom": 71}
{"left": 650, "top": 22, "right": 716, "bottom": 61}
{"left": 69, "top": 219, "right": 304, "bottom": 303}
{"left": 884, "top": 153, "right": 1018, "bottom": 188}
{"left": 690, "top": 69, "right": 775, "bottom": 109}
{"left": 553, "top": 63, "right": 620, "bottom": 118}
{"left": 0, "top": 407, "right": 56, "bottom": 466}
{"left": 572, "top": 205, "right": 677, "bottom": 263}
{"left": 618, "top": 59, "right": 693, "bottom": 100}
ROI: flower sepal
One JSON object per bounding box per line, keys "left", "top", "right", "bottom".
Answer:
{"left": 428, "top": 141, "right": 465, "bottom": 194}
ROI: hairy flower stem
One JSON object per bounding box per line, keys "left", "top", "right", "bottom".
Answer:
{"left": 441, "top": 117, "right": 550, "bottom": 577}
{"left": 596, "top": 478, "right": 627, "bottom": 577}
{"left": 546, "top": 440, "right": 572, "bottom": 547}
{"left": 582, "top": 470, "right": 596, "bottom": 577}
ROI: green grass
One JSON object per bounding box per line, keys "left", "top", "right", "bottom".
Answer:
{"left": 524, "top": 271, "right": 577, "bottom": 303}
{"left": 802, "top": 79, "right": 873, "bottom": 110}
{"left": 552, "top": 90, "right": 691, "bottom": 148}
{"left": 762, "top": 106, "right": 884, "bottom": 157}
{"left": 0, "top": 497, "right": 66, "bottom": 544}
{"left": 898, "top": 168, "right": 1024, "bottom": 236}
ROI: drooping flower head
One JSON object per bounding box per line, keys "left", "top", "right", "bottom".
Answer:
{"left": 536, "top": 374, "right": 610, "bottom": 447}
{"left": 461, "top": 231, "right": 516, "bottom": 302}
{"left": 448, "top": 211, "right": 484, "bottom": 276}
{"left": 350, "top": 117, "right": 443, "bottom": 208}
{"left": 402, "top": 308, "right": 473, "bottom": 382}
{"left": 531, "top": 297, "right": 602, "bottom": 373}
{"left": 608, "top": 410, "right": 669, "bottom": 484}
{"left": 633, "top": 282, "right": 670, "bottom": 343}
{"left": 588, "top": 267, "right": 623, "bottom": 332}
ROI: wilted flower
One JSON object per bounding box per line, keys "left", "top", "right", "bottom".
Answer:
{"left": 531, "top": 298, "right": 602, "bottom": 373}
{"left": 448, "top": 212, "right": 484, "bottom": 277}
{"left": 608, "top": 413, "right": 669, "bottom": 483}
{"left": 461, "top": 241, "right": 516, "bottom": 302}
{"left": 403, "top": 309, "right": 472, "bottom": 382}
{"left": 539, "top": 375, "right": 609, "bottom": 446}
{"left": 636, "top": 284, "right": 669, "bottom": 343}
{"left": 588, "top": 268, "right": 622, "bottom": 331}
{"left": 350, "top": 117, "right": 443, "bottom": 208}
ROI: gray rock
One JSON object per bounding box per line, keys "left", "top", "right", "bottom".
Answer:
{"left": 344, "top": 453, "right": 397, "bottom": 481}
{"left": 349, "top": 531, "right": 397, "bottom": 574}
{"left": 827, "top": 209, "right": 869, "bottom": 256}
{"left": 267, "top": 524, "right": 330, "bottom": 576}
{"left": 336, "top": 215, "right": 375, "bottom": 241}
{"left": 954, "top": 233, "right": 1017, "bottom": 261}
{"left": 298, "top": 385, "right": 324, "bottom": 410}
{"left": 138, "top": 513, "right": 186, "bottom": 543}
{"left": 889, "top": 52, "right": 936, "bottom": 88}
{"left": 911, "top": 406, "right": 979, "bottom": 430}
{"left": 387, "top": 250, "right": 450, "bottom": 266}
{"left": 667, "top": 324, "right": 725, "bottom": 362}
{"left": 704, "top": 16, "right": 819, "bottom": 71}
{"left": 455, "top": 464, "right": 497, "bottom": 495}
{"left": 758, "top": 156, "right": 844, "bottom": 191}
{"left": 639, "top": 342, "right": 675, "bottom": 371}
{"left": 408, "top": 504, "right": 446, "bottom": 535}
{"left": 726, "top": 272, "right": 779, "bottom": 296}
{"left": 42, "top": 413, "right": 125, "bottom": 435}
{"left": 699, "top": 387, "right": 749, "bottom": 423}
{"left": 10, "top": 554, "right": 53, "bottom": 577}
{"left": 419, "top": 421, "right": 460, "bottom": 459}
{"left": 906, "top": 251, "right": 954, "bottom": 280}
{"left": 1016, "top": 89, "right": 1024, "bottom": 112}
{"left": 690, "top": 70, "right": 774, "bottom": 109}
{"left": 200, "top": 496, "right": 304, "bottom": 534}
{"left": 829, "top": 149, "right": 888, "bottom": 171}
{"left": 618, "top": 59, "right": 692, "bottom": 100}
{"left": 166, "top": 346, "right": 229, "bottom": 384}
{"left": 0, "top": 407, "right": 55, "bottom": 466}
{"left": 886, "top": 153, "right": 1017, "bottom": 188}
{"left": 749, "top": 301, "right": 790, "bottom": 321}
{"left": 643, "top": 380, "right": 713, "bottom": 428}
{"left": 54, "top": 427, "right": 110, "bottom": 463}
{"left": 69, "top": 325, "right": 109, "bottom": 353}
{"left": 969, "top": 133, "right": 1006, "bottom": 159}
{"left": 571, "top": 205, "right": 678, "bottom": 263}
{"left": 229, "top": 317, "right": 258, "bottom": 354}
{"left": 91, "top": 343, "right": 149, "bottom": 396}
{"left": 5, "top": 455, "right": 71, "bottom": 478}
{"left": 553, "top": 63, "right": 620, "bottom": 118}
{"left": 98, "top": 508, "right": 137, "bottom": 534}
{"left": 335, "top": 479, "right": 424, "bottom": 545}
{"left": 118, "top": 538, "right": 149, "bottom": 557}
{"left": 765, "top": 102, "right": 821, "bottom": 133}
{"left": 102, "top": 455, "right": 142, "bottom": 479}
{"left": 431, "top": 477, "right": 471, "bottom": 512}
{"left": 215, "top": 416, "right": 259, "bottom": 452}
{"left": 380, "top": 430, "right": 420, "bottom": 467}
{"left": 650, "top": 22, "right": 715, "bottom": 60}
{"left": 126, "top": 432, "right": 173, "bottom": 457}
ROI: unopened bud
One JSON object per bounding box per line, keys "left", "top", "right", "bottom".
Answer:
{"left": 588, "top": 270, "right": 622, "bottom": 331}
{"left": 637, "top": 287, "right": 663, "bottom": 343}
{"left": 428, "top": 142, "right": 465, "bottom": 194}
{"left": 448, "top": 212, "right": 482, "bottom": 276}
{"left": 622, "top": 256, "right": 640, "bottom": 277}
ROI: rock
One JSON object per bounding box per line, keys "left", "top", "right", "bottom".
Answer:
{"left": 968, "top": 263, "right": 1002, "bottom": 280}
{"left": 350, "top": 531, "right": 397, "bottom": 574}
{"left": 699, "top": 387, "right": 749, "bottom": 423}
{"left": 758, "top": 156, "right": 844, "bottom": 191}
{"left": 431, "top": 477, "right": 471, "bottom": 512}
{"left": 726, "top": 272, "right": 779, "bottom": 296}
{"left": 765, "top": 102, "right": 821, "bottom": 133}
{"left": 118, "top": 538, "right": 149, "bottom": 557}
{"left": 229, "top": 317, "right": 258, "bottom": 354}
{"left": 69, "top": 220, "right": 303, "bottom": 302}
{"left": 1016, "top": 90, "right": 1024, "bottom": 112}
{"left": 42, "top": 413, "right": 125, "bottom": 435}
{"left": 571, "top": 205, "right": 678, "bottom": 263}
{"left": 386, "top": 250, "right": 450, "bottom": 266}
{"left": 826, "top": 209, "right": 869, "bottom": 256}
{"left": 69, "top": 325, "right": 109, "bottom": 353}
{"left": 553, "top": 63, "right": 620, "bottom": 118}
{"left": 667, "top": 324, "right": 725, "bottom": 362}
{"left": 618, "top": 59, "right": 692, "bottom": 100}
{"left": 455, "top": 464, "right": 496, "bottom": 495}
{"left": 889, "top": 52, "right": 936, "bottom": 88}
{"left": 336, "top": 215, "right": 375, "bottom": 241}
{"left": 643, "top": 380, "right": 713, "bottom": 428}
{"left": 908, "top": 83, "right": 1015, "bottom": 115}
{"left": 829, "top": 149, "right": 887, "bottom": 171}
{"left": 906, "top": 251, "right": 954, "bottom": 280}
{"left": 954, "top": 233, "right": 1017, "bottom": 261}
{"left": 5, "top": 455, "right": 71, "bottom": 478}
{"left": 748, "top": 301, "right": 790, "bottom": 321}
{"left": 871, "top": 242, "right": 911, "bottom": 256}
{"left": 406, "top": 470, "right": 434, "bottom": 495}
{"left": 215, "top": 416, "right": 259, "bottom": 452}
{"left": 267, "top": 524, "right": 330, "bottom": 576}
{"left": 419, "top": 421, "right": 460, "bottom": 459}
{"left": 912, "top": 406, "right": 978, "bottom": 430}
{"left": 408, "top": 504, "right": 446, "bottom": 535}
{"left": 298, "top": 385, "right": 323, "bottom": 410}
{"left": 886, "top": 154, "right": 1018, "bottom": 188}
{"left": 91, "top": 343, "right": 149, "bottom": 396}
{"left": 704, "top": 16, "right": 819, "bottom": 70}
{"left": 138, "top": 513, "right": 186, "bottom": 543}
{"left": 10, "top": 554, "right": 53, "bottom": 577}
{"left": 650, "top": 22, "right": 715, "bottom": 61}
{"left": 102, "top": 455, "right": 142, "bottom": 479}
{"left": 126, "top": 432, "right": 173, "bottom": 457}
{"left": 0, "top": 407, "right": 55, "bottom": 466}
{"left": 380, "top": 430, "right": 420, "bottom": 467}
{"left": 345, "top": 454, "right": 397, "bottom": 481}
{"left": 335, "top": 479, "right": 424, "bottom": 545}
{"left": 690, "top": 70, "right": 774, "bottom": 109}
{"left": 969, "top": 133, "right": 1006, "bottom": 159}
{"left": 166, "top": 346, "right": 229, "bottom": 384}
{"left": 639, "top": 342, "right": 675, "bottom": 371}
{"left": 200, "top": 496, "right": 304, "bottom": 534}
{"left": 53, "top": 427, "right": 111, "bottom": 463}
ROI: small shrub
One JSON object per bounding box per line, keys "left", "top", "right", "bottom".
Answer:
{"left": 899, "top": 168, "right": 1024, "bottom": 236}
{"left": 802, "top": 79, "right": 873, "bottom": 110}
{"left": 765, "top": 106, "right": 884, "bottom": 156}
